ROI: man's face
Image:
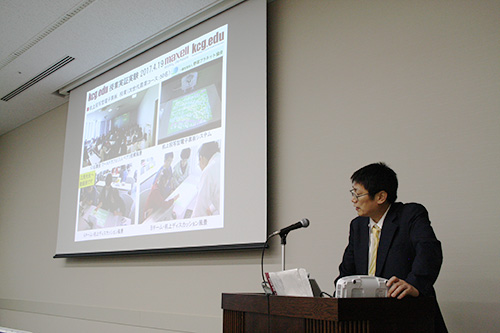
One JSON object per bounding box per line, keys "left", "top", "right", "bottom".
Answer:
{"left": 199, "top": 155, "right": 208, "bottom": 171}
{"left": 351, "top": 182, "right": 379, "bottom": 219}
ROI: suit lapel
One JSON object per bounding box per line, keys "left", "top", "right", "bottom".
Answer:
{"left": 359, "top": 218, "right": 370, "bottom": 275}
{"left": 376, "top": 204, "right": 399, "bottom": 276}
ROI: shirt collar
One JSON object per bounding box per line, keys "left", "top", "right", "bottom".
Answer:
{"left": 370, "top": 205, "right": 391, "bottom": 230}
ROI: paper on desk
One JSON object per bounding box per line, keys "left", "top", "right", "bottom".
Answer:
{"left": 265, "top": 268, "right": 313, "bottom": 297}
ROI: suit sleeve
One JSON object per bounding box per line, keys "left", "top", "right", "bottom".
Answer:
{"left": 405, "top": 204, "right": 443, "bottom": 296}
{"left": 335, "top": 221, "right": 358, "bottom": 285}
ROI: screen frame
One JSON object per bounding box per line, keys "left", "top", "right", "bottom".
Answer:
{"left": 54, "top": 0, "right": 267, "bottom": 258}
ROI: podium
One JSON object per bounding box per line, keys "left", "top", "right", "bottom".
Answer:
{"left": 222, "top": 293, "right": 436, "bottom": 332}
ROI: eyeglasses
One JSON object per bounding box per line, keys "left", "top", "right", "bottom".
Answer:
{"left": 350, "top": 189, "right": 369, "bottom": 200}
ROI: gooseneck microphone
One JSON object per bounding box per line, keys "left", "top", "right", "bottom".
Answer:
{"left": 271, "top": 218, "right": 310, "bottom": 237}
{"left": 261, "top": 218, "right": 311, "bottom": 293}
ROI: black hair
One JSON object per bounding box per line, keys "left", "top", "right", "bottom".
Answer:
{"left": 351, "top": 162, "right": 398, "bottom": 203}
{"left": 105, "top": 173, "right": 113, "bottom": 186}
{"left": 180, "top": 148, "right": 191, "bottom": 159}
{"left": 198, "top": 141, "right": 219, "bottom": 160}
{"left": 164, "top": 152, "right": 174, "bottom": 161}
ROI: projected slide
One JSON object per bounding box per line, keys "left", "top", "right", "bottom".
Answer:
{"left": 75, "top": 26, "right": 227, "bottom": 242}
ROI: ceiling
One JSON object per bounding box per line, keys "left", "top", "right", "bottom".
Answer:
{"left": 0, "top": 0, "right": 242, "bottom": 136}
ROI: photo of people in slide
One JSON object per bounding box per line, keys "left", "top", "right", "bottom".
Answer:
{"left": 77, "top": 163, "right": 138, "bottom": 231}
{"left": 138, "top": 140, "right": 221, "bottom": 225}
{"left": 81, "top": 84, "right": 159, "bottom": 168}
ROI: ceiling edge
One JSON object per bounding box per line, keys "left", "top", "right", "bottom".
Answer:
{"left": 0, "top": 0, "right": 95, "bottom": 71}
{"left": 57, "top": 0, "right": 245, "bottom": 96}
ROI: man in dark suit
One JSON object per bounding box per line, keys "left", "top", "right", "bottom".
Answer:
{"left": 336, "top": 162, "right": 447, "bottom": 332}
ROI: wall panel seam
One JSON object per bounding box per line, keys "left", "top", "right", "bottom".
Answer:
{"left": 0, "top": 298, "right": 220, "bottom": 331}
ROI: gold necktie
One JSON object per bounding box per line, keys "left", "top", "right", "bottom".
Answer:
{"left": 368, "top": 224, "right": 381, "bottom": 276}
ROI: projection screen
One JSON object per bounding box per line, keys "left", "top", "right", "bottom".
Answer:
{"left": 55, "top": 0, "right": 266, "bottom": 257}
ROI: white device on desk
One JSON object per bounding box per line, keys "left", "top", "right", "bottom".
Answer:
{"left": 335, "top": 275, "right": 388, "bottom": 298}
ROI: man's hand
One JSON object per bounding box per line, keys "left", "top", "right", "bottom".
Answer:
{"left": 386, "top": 276, "right": 420, "bottom": 299}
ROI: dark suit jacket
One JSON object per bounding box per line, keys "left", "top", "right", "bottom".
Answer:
{"left": 336, "top": 202, "right": 447, "bottom": 332}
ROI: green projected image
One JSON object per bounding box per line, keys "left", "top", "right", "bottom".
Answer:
{"left": 167, "top": 89, "right": 212, "bottom": 135}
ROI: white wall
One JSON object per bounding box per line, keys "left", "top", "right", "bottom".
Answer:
{"left": 1, "top": 1, "right": 499, "bottom": 332}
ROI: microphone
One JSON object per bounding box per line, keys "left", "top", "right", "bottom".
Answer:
{"left": 271, "top": 218, "right": 310, "bottom": 237}
{"left": 261, "top": 218, "right": 311, "bottom": 291}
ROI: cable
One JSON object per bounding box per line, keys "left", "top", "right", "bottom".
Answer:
{"left": 260, "top": 234, "right": 275, "bottom": 292}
